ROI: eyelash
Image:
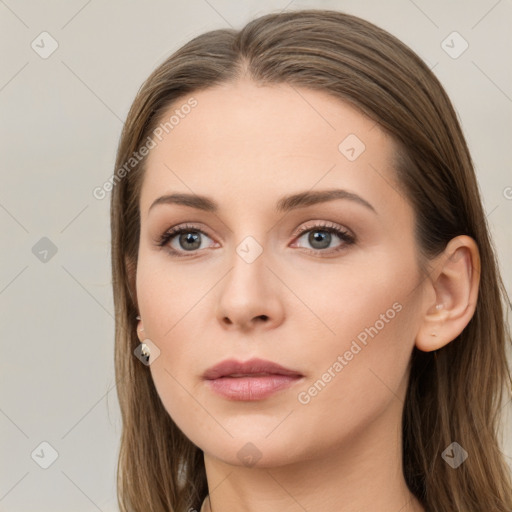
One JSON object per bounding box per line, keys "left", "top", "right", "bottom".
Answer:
{"left": 156, "top": 221, "right": 356, "bottom": 258}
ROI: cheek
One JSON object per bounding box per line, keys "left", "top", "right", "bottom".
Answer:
{"left": 299, "top": 298, "right": 414, "bottom": 408}
{"left": 135, "top": 252, "right": 219, "bottom": 430}
{"left": 135, "top": 249, "right": 212, "bottom": 342}
{"left": 286, "top": 295, "right": 419, "bottom": 461}
{"left": 291, "top": 255, "right": 420, "bottom": 417}
{"left": 288, "top": 250, "right": 417, "bottom": 354}
{"left": 136, "top": 258, "right": 208, "bottom": 439}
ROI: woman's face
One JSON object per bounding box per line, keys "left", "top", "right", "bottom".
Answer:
{"left": 135, "top": 79, "right": 429, "bottom": 467}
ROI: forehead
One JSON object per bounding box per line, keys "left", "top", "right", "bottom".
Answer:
{"left": 140, "top": 79, "right": 404, "bottom": 217}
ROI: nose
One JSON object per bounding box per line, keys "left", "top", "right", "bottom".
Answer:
{"left": 216, "top": 243, "right": 285, "bottom": 333}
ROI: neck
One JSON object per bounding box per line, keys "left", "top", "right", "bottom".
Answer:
{"left": 202, "top": 396, "right": 425, "bottom": 512}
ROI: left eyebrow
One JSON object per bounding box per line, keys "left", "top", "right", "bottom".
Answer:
{"left": 148, "top": 188, "right": 377, "bottom": 215}
{"left": 275, "top": 189, "right": 376, "bottom": 215}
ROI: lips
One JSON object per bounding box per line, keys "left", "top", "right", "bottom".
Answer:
{"left": 203, "top": 358, "right": 304, "bottom": 400}
{"left": 202, "top": 357, "right": 303, "bottom": 380}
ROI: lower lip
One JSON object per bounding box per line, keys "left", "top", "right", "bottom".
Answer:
{"left": 205, "top": 375, "right": 302, "bottom": 400}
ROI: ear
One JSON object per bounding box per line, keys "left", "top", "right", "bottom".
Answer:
{"left": 415, "top": 235, "right": 481, "bottom": 352}
{"left": 136, "top": 316, "right": 145, "bottom": 342}
{"left": 126, "top": 255, "right": 146, "bottom": 341}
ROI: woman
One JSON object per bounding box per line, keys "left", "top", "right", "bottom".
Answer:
{"left": 110, "top": 9, "right": 512, "bottom": 511}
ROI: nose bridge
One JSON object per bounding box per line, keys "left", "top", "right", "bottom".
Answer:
{"left": 216, "top": 227, "right": 283, "bottom": 329}
{"left": 224, "top": 209, "right": 270, "bottom": 273}
{"left": 225, "top": 233, "right": 268, "bottom": 298}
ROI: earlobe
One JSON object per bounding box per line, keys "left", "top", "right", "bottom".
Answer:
{"left": 415, "top": 235, "right": 481, "bottom": 352}
{"left": 136, "top": 316, "right": 145, "bottom": 341}
{"left": 416, "top": 302, "right": 451, "bottom": 352}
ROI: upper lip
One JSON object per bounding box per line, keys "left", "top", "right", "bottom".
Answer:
{"left": 203, "top": 357, "right": 303, "bottom": 380}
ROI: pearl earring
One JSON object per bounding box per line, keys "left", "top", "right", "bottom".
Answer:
{"left": 141, "top": 343, "right": 151, "bottom": 362}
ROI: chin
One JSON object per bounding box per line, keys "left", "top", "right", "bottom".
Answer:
{"left": 199, "top": 434, "right": 311, "bottom": 469}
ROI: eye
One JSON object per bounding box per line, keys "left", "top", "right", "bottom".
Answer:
{"left": 157, "top": 224, "right": 217, "bottom": 257}
{"left": 156, "top": 221, "right": 355, "bottom": 258}
{"left": 291, "top": 221, "right": 355, "bottom": 255}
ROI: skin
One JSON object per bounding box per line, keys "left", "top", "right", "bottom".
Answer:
{"left": 134, "top": 78, "right": 480, "bottom": 512}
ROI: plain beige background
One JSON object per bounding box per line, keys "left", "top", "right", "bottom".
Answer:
{"left": 0, "top": 1, "right": 511, "bottom": 510}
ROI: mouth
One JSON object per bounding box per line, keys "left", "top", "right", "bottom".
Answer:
{"left": 203, "top": 358, "right": 304, "bottom": 401}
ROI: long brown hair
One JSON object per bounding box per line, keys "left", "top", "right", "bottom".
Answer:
{"left": 110, "top": 9, "right": 512, "bottom": 511}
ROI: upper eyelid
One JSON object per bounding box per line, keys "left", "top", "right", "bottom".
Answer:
{"left": 163, "top": 220, "right": 350, "bottom": 237}
{"left": 293, "top": 220, "right": 352, "bottom": 236}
